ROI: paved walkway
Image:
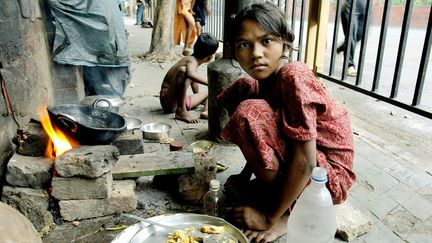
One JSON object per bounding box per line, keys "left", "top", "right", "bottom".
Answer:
{"left": 43, "top": 16, "right": 432, "bottom": 243}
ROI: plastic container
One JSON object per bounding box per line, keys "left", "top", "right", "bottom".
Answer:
{"left": 286, "top": 167, "right": 337, "bottom": 243}
{"left": 202, "top": 179, "right": 225, "bottom": 218}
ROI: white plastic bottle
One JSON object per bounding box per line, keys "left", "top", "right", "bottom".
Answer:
{"left": 286, "top": 167, "right": 337, "bottom": 243}
{"left": 202, "top": 179, "right": 225, "bottom": 218}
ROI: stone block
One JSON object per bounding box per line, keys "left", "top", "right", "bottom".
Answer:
{"left": 178, "top": 154, "right": 217, "bottom": 204}
{"left": 111, "top": 180, "right": 137, "bottom": 212}
{"left": 59, "top": 198, "right": 120, "bottom": 221}
{"left": 1, "top": 186, "right": 54, "bottom": 232}
{"left": 14, "top": 122, "right": 49, "bottom": 156}
{"left": 336, "top": 201, "right": 372, "bottom": 241}
{"left": 54, "top": 145, "right": 119, "bottom": 178}
{"left": 207, "top": 58, "right": 244, "bottom": 140}
{"left": 51, "top": 172, "right": 113, "bottom": 200}
{"left": 6, "top": 154, "right": 53, "bottom": 189}
{"left": 112, "top": 130, "right": 144, "bottom": 155}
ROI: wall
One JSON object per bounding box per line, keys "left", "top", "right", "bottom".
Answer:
{"left": 0, "top": 0, "right": 84, "bottom": 192}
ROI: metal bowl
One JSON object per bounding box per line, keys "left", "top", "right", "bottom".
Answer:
{"left": 141, "top": 123, "right": 171, "bottom": 141}
{"left": 188, "top": 140, "right": 214, "bottom": 153}
{"left": 80, "top": 95, "right": 125, "bottom": 113}
{"left": 124, "top": 117, "right": 143, "bottom": 130}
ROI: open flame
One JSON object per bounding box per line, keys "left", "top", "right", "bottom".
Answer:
{"left": 37, "top": 107, "right": 78, "bottom": 159}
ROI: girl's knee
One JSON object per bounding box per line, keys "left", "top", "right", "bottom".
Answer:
{"left": 235, "top": 99, "right": 272, "bottom": 117}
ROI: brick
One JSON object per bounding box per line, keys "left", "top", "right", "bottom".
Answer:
{"left": 51, "top": 172, "right": 113, "bottom": 200}
{"left": 111, "top": 180, "right": 137, "bottom": 212}
{"left": 54, "top": 145, "right": 119, "bottom": 178}
{"left": 112, "top": 130, "right": 144, "bottom": 155}
{"left": 6, "top": 154, "right": 53, "bottom": 189}
{"left": 59, "top": 198, "right": 119, "bottom": 221}
{"left": 336, "top": 201, "right": 372, "bottom": 241}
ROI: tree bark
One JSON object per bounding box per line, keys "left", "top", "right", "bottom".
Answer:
{"left": 144, "top": 0, "right": 178, "bottom": 62}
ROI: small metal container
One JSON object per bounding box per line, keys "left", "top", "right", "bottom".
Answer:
{"left": 141, "top": 123, "right": 171, "bottom": 141}
{"left": 188, "top": 140, "right": 214, "bottom": 153}
{"left": 80, "top": 95, "right": 125, "bottom": 113}
{"left": 124, "top": 117, "right": 143, "bottom": 130}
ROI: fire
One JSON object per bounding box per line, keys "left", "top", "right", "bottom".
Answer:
{"left": 37, "top": 107, "right": 78, "bottom": 159}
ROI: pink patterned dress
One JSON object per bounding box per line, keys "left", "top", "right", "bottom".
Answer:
{"left": 217, "top": 61, "right": 355, "bottom": 204}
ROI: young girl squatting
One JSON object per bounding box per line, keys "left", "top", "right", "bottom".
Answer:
{"left": 218, "top": 3, "right": 356, "bottom": 242}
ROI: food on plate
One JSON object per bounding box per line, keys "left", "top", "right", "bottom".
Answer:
{"left": 200, "top": 225, "right": 224, "bottom": 234}
{"left": 165, "top": 228, "right": 200, "bottom": 243}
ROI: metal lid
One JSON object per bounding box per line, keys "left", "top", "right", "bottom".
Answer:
{"left": 81, "top": 95, "right": 125, "bottom": 108}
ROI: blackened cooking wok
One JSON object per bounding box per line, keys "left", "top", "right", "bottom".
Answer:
{"left": 47, "top": 104, "right": 126, "bottom": 145}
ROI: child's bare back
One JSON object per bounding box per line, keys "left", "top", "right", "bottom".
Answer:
{"left": 159, "top": 33, "right": 219, "bottom": 123}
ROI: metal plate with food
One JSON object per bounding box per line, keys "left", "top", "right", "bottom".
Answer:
{"left": 112, "top": 213, "right": 249, "bottom": 243}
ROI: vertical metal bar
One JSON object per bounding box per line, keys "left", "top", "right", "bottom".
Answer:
{"left": 390, "top": 0, "right": 414, "bottom": 98}
{"left": 372, "top": 0, "right": 391, "bottom": 92}
{"left": 291, "top": 0, "right": 296, "bottom": 32}
{"left": 297, "top": 0, "right": 306, "bottom": 61}
{"left": 341, "top": 0, "right": 357, "bottom": 81}
{"left": 356, "top": 0, "right": 372, "bottom": 86}
{"left": 220, "top": 0, "right": 225, "bottom": 40}
{"left": 412, "top": 5, "right": 432, "bottom": 106}
{"left": 329, "top": 0, "right": 342, "bottom": 76}
{"left": 290, "top": 0, "right": 296, "bottom": 60}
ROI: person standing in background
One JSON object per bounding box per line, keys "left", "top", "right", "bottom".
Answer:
{"left": 174, "top": 0, "right": 197, "bottom": 56}
{"left": 135, "top": 0, "right": 144, "bottom": 25}
{"left": 193, "top": 0, "right": 210, "bottom": 36}
{"left": 337, "top": 0, "right": 366, "bottom": 77}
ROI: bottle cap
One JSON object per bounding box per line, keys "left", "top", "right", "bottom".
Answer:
{"left": 209, "top": 179, "right": 220, "bottom": 189}
{"left": 311, "top": 167, "right": 328, "bottom": 183}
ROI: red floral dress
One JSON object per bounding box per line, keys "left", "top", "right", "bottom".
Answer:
{"left": 217, "top": 61, "right": 356, "bottom": 204}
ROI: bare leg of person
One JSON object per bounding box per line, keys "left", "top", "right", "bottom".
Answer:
{"left": 191, "top": 81, "right": 199, "bottom": 94}
{"left": 195, "top": 21, "right": 202, "bottom": 36}
{"left": 182, "top": 12, "right": 195, "bottom": 56}
{"left": 200, "top": 99, "right": 208, "bottom": 119}
{"left": 174, "top": 79, "right": 201, "bottom": 123}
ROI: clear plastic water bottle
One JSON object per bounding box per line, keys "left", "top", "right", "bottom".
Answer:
{"left": 202, "top": 179, "right": 225, "bottom": 218}
{"left": 286, "top": 167, "right": 337, "bottom": 243}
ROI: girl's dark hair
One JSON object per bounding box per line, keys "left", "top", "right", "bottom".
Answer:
{"left": 227, "top": 2, "right": 295, "bottom": 59}
{"left": 193, "top": 33, "right": 219, "bottom": 59}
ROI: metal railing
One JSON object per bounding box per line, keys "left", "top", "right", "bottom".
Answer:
{"left": 204, "top": 0, "right": 432, "bottom": 119}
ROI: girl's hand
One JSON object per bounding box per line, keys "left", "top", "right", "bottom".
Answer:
{"left": 233, "top": 206, "right": 272, "bottom": 230}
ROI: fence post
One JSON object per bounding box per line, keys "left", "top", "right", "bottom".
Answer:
{"left": 305, "top": 0, "right": 330, "bottom": 73}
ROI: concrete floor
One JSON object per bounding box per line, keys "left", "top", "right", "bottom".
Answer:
{"left": 43, "top": 17, "right": 432, "bottom": 243}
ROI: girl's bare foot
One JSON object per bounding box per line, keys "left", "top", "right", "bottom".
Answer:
{"left": 175, "top": 111, "right": 200, "bottom": 123}
{"left": 200, "top": 111, "right": 208, "bottom": 119}
{"left": 242, "top": 215, "right": 288, "bottom": 243}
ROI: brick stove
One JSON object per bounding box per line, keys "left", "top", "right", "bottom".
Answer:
{"left": 1, "top": 121, "right": 138, "bottom": 233}
{"left": 1, "top": 120, "right": 216, "bottom": 234}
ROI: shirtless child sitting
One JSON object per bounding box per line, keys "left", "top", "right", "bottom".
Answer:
{"left": 159, "top": 33, "right": 219, "bottom": 123}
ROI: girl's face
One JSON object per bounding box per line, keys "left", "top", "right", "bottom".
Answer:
{"left": 234, "top": 19, "right": 284, "bottom": 81}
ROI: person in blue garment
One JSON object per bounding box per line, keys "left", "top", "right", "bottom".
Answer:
{"left": 135, "top": 0, "right": 144, "bottom": 25}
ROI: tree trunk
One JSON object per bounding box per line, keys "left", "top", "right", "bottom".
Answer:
{"left": 144, "top": 0, "right": 178, "bottom": 62}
